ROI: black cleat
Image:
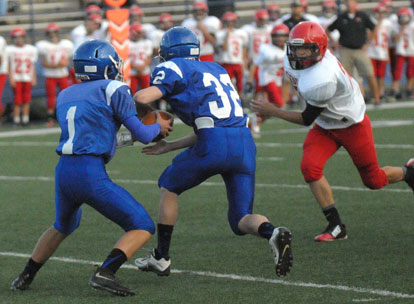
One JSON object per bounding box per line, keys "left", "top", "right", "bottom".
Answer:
{"left": 404, "top": 159, "right": 414, "bottom": 194}
{"left": 11, "top": 272, "right": 34, "bottom": 291}
{"left": 89, "top": 267, "right": 135, "bottom": 297}
{"left": 269, "top": 227, "right": 293, "bottom": 277}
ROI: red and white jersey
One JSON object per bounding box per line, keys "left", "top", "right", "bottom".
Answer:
{"left": 36, "top": 39, "right": 74, "bottom": 78}
{"left": 367, "top": 19, "right": 393, "bottom": 60}
{"left": 181, "top": 16, "right": 221, "bottom": 56}
{"left": 129, "top": 39, "right": 153, "bottom": 76}
{"left": 0, "top": 36, "right": 7, "bottom": 74}
{"left": 392, "top": 21, "right": 414, "bottom": 56}
{"left": 215, "top": 28, "right": 248, "bottom": 64}
{"left": 284, "top": 49, "right": 365, "bottom": 129}
{"left": 241, "top": 24, "right": 271, "bottom": 61}
{"left": 148, "top": 28, "right": 164, "bottom": 50}
{"left": 254, "top": 43, "right": 285, "bottom": 87}
{"left": 5, "top": 44, "right": 38, "bottom": 82}
{"left": 142, "top": 23, "right": 157, "bottom": 38}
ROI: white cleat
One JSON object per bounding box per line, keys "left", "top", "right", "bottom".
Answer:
{"left": 135, "top": 249, "right": 171, "bottom": 276}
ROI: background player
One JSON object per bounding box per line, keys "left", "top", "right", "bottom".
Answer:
{"left": 133, "top": 26, "right": 293, "bottom": 277}
{"left": 251, "top": 22, "right": 414, "bottom": 242}
{"left": 10, "top": 40, "right": 172, "bottom": 296}
{"left": 36, "top": 23, "right": 74, "bottom": 126}
{"left": 5, "top": 27, "right": 38, "bottom": 126}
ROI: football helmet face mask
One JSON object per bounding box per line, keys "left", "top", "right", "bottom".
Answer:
{"left": 287, "top": 21, "right": 327, "bottom": 70}
{"left": 159, "top": 26, "right": 200, "bottom": 61}
{"left": 271, "top": 24, "right": 290, "bottom": 48}
{"left": 73, "top": 40, "right": 123, "bottom": 82}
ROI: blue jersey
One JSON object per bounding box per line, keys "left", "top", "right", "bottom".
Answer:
{"left": 150, "top": 58, "right": 248, "bottom": 128}
{"left": 56, "top": 79, "right": 137, "bottom": 163}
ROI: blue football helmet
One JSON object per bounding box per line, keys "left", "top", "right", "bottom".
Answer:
{"left": 73, "top": 40, "right": 123, "bottom": 81}
{"left": 159, "top": 26, "right": 200, "bottom": 61}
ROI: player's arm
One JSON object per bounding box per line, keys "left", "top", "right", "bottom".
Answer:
{"left": 250, "top": 99, "right": 324, "bottom": 126}
{"left": 142, "top": 132, "right": 198, "bottom": 155}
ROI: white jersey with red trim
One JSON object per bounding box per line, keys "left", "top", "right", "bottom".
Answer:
{"left": 129, "top": 39, "right": 153, "bottom": 76}
{"left": 71, "top": 21, "right": 108, "bottom": 49}
{"left": 319, "top": 15, "right": 340, "bottom": 42}
{"left": 367, "top": 18, "right": 393, "bottom": 60}
{"left": 254, "top": 43, "right": 285, "bottom": 87}
{"left": 215, "top": 28, "right": 248, "bottom": 64}
{"left": 392, "top": 21, "right": 414, "bottom": 56}
{"left": 35, "top": 39, "right": 74, "bottom": 78}
{"left": 5, "top": 44, "right": 38, "bottom": 82}
{"left": 284, "top": 49, "right": 365, "bottom": 129}
{"left": 148, "top": 28, "right": 164, "bottom": 50}
{"left": 0, "top": 36, "right": 7, "bottom": 74}
{"left": 181, "top": 16, "right": 221, "bottom": 56}
{"left": 241, "top": 24, "right": 271, "bottom": 61}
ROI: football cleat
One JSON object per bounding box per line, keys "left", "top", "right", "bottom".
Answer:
{"left": 404, "top": 158, "right": 414, "bottom": 194}
{"left": 269, "top": 227, "right": 293, "bottom": 277}
{"left": 314, "top": 224, "right": 347, "bottom": 242}
{"left": 11, "top": 272, "right": 34, "bottom": 291}
{"left": 135, "top": 248, "right": 171, "bottom": 276}
{"left": 89, "top": 267, "right": 135, "bottom": 297}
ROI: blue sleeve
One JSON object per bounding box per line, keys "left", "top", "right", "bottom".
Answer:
{"left": 150, "top": 61, "right": 185, "bottom": 97}
{"left": 109, "top": 82, "right": 138, "bottom": 123}
{"left": 123, "top": 115, "right": 161, "bottom": 144}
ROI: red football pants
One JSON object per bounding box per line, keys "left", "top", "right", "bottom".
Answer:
{"left": 221, "top": 63, "right": 243, "bottom": 93}
{"left": 301, "top": 114, "right": 389, "bottom": 189}
{"left": 14, "top": 82, "right": 32, "bottom": 106}
{"left": 0, "top": 74, "right": 7, "bottom": 113}
{"left": 130, "top": 74, "right": 150, "bottom": 94}
{"left": 46, "top": 77, "right": 69, "bottom": 110}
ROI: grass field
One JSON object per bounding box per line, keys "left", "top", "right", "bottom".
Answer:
{"left": 0, "top": 103, "right": 414, "bottom": 303}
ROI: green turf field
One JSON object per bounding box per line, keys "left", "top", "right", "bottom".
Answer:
{"left": 1, "top": 103, "right": 413, "bottom": 303}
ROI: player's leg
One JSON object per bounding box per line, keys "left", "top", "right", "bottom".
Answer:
{"left": 135, "top": 145, "right": 218, "bottom": 275}
{"left": 84, "top": 166, "right": 155, "bottom": 296}
{"left": 45, "top": 78, "right": 58, "bottom": 126}
{"left": 223, "top": 169, "right": 293, "bottom": 277}
{"left": 21, "top": 82, "right": 32, "bottom": 125}
{"left": 302, "top": 126, "right": 347, "bottom": 242}
{"left": 13, "top": 82, "right": 23, "bottom": 125}
{"left": 391, "top": 55, "right": 404, "bottom": 98}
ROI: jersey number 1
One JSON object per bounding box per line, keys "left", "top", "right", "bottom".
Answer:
{"left": 204, "top": 73, "right": 243, "bottom": 119}
{"left": 62, "top": 106, "right": 77, "bottom": 154}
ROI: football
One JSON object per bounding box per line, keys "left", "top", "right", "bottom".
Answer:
{"left": 141, "top": 110, "right": 174, "bottom": 142}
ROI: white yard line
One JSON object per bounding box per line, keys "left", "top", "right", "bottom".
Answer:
{"left": 0, "top": 251, "right": 413, "bottom": 299}
{"left": 0, "top": 175, "right": 411, "bottom": 193}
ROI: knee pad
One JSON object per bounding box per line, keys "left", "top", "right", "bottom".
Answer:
{"left": 301, "top": 162, "right": 323, "bottom": 183}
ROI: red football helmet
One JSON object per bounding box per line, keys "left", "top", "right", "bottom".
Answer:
{"left": 287, "top": 21, "right": 327, "bottom": 70}
{"left": 271, "top": 24, "right": 290, "bottom": 36}
{"left": 159, "top": 13, "right": 173, "bottom": 23}
{"left": 222, "top": 11, "right": 238, "bottom": 22}
{"left": 397, "top": 7, "right": 411, "bottom": 25}
{"left": 10, "top": 27, "right": 26, "bottom": 38}
{"left": 130, "top": 5, "right": 144, "bottom": 16}
{"left": 46, "top": 23, "right": 60, "bottom": 33}
{"left": 255, "top": 9, "right": 269, "bottom": 21}
{"left": 193, "top": 2, "right": 208, "bottom": 11}
{"left": 374, "top": 4, "right": 388, "bottom": 13}
{"left": 267, "top": 4, "right": 280, "bottom": 12}
{"left": 322, "top": 0, "right": 337, "bottom": 9}
{"left": 130, "top": 23, "right": 144, "bottom": 40}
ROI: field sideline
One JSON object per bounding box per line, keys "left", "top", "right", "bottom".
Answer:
{"left": 0, "top": 103, "right": 413, "bottom": 303}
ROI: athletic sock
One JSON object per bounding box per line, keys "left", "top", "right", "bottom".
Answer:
{"left": 101, "top": 248, "right": 127, "bottom": 274}
{"left": 156, "top": 224, "right": 174, "bottom": 259}
{"left": 258, "top": 222, "right": 276, "bottom": 240}
{"left": 322, "top": 205, "right": 342, "bottom": 227}
{"left": 23, "top": 258, "right": 43, "bottom": 277}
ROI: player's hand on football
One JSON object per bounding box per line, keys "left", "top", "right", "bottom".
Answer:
{"left": 141, "top": 139, "right": 169, "bottom": 155}
{"left": 250, "top": 99, "right": 277, "bottom": 116}
{"left": 156, "top": 111, "right": 173, "bottom": 137}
